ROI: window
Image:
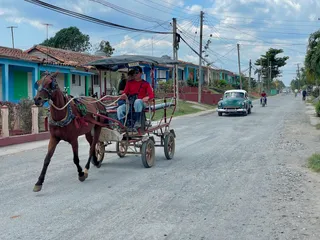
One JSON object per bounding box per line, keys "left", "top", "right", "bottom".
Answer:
{"left": 93, "top": 75, "right": 99, "bottom": 85}
{"left": 72, "top": 74, "right": 81, "bottom": 86}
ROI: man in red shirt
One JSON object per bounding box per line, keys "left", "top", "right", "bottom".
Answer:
{"left": 260, "top": 90, "right": 267, "bottom": 105}
{"left": 117, "top": 66, "right": 154, "bottom": 129}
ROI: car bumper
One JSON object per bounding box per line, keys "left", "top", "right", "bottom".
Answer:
{"left": 217, "top": 108, "right": 246, "bottom": 113}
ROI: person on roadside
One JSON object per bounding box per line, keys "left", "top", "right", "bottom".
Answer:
{"left": 302, "top": 89, "right": 307, "bottom": 101}
{"left": 260, "top": 90, "right": 267, "bottom": 105}
{"left": 117, "top": 66, "right": 154, "bottom": 130}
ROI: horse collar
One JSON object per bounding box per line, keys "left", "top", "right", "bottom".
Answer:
{"left": 49, "top": 104, "right": 75, "bottom": 127}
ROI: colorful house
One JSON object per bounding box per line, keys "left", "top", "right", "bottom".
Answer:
{"left": 0, "top": 46, "right": 41, "bottom": 102}
{"left": 25, "top": 45, "right": 106, "bottom": 97}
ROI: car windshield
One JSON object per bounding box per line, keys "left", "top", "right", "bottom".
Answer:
{"left": 224, "top": 92, "right": 244, "bottom": 99}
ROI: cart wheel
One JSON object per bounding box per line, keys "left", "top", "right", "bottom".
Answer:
{"left": 95, "top": 141, "right": 105, "bottom": 168}
{"left": 116, "top": 140, "right": 128, "bottom": 158}
{"left": 164, "top": 132, "right": 175, "bottom": 160}
{"left": 141, "top": 138, "right": 155, "bottom": 168}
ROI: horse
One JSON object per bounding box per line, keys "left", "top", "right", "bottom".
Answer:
{"left": 33, "top": 71, "right": 106, "bottom": 192}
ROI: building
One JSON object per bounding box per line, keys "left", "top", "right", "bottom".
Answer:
{"left": 0, "top": 46, "right": 41, "bottom": 102}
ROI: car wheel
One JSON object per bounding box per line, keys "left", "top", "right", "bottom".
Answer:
{"left": 218, "top": 112, "right": 222, "bottom": 116}
{"left": 248, "top": 106, "right": 251, "bottom": 114}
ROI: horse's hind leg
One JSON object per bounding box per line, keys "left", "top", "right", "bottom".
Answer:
{"left": 71, "top": 139, "right": 87, "bottom": 182}
{"left": 33, "top": 136, "right": 60, "bottom": 192}
{"left": 86, "top": 125, "right": 102, "bottom": 168}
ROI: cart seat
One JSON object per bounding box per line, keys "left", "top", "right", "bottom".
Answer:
{"left": 105, "top": 102, "right": 175, "bottom": 113}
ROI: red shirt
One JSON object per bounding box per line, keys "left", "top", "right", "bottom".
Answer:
{"left": 123, "top": 79, "right": 154, "bottom": 99}
{"left": 261, "top": 92, "right": 267, "bottom": 97}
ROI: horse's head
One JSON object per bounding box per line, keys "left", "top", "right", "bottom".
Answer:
{"left": 33, "top": 71, "right": 60, "bottom": 107}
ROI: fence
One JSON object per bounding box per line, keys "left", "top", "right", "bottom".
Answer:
{"left": 0, "top": 104, "right": 47, "bottom": 138}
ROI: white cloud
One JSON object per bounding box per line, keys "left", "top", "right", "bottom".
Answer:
{"left": 185, "top": 5, "right": 203, "bottom": 14}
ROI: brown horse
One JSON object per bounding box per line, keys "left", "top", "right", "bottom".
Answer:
{"left": 33, "top": 72, "right": 106, "bottom": 192}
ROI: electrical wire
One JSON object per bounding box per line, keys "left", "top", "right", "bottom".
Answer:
{"left": 25, "top": 0, "right": 173, "bottom": 34}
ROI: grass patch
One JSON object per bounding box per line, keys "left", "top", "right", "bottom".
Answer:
{"left": 151, "top": 100, "right": 216, "bottom": 121}
{"left": 307, "top": 153, "right": 320, "bottom": 172}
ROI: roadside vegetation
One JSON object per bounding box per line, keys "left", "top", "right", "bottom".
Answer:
{"left": 307, "top": 153, "right": 320, "bottom": 172}
{"left": 151, "top": 100, "right": 215, "bottom": 121}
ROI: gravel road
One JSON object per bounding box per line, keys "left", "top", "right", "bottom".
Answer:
{"left": 1, "top": 94, "right": 320, "bottom": 240}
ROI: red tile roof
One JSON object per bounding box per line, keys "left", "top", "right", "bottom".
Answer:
{"left": 0, "top": 46, "right": 41, "bottom": 62}
{"left": 24, "top": 45, "right": 105, "bottom": 67}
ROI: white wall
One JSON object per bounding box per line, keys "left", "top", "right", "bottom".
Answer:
{"left": 56, "top": 73, "right": 65, "bottom": 90}
{"left": 70, "top": 74, "right": 85, "bottom": 97}
{"left": 0, "top": 66, "right": 2, "bottom": 101}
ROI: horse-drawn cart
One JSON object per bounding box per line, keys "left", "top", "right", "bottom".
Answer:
{"left": 87, "top": 55, "right": 179, "bottom": 168}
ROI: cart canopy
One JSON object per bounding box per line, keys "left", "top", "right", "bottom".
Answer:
{"left": 85, "top": 54, "right": 179, "bottom": 71}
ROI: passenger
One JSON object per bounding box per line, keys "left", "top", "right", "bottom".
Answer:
{"left": 117, "top": 70, "right": 135, "bottom": 106}
{"left": 117, "top": 66, "right": 154, "bottom": 130}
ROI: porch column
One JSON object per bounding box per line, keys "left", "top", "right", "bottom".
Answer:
{"left": 85, "top": 76, "right": 89, "bottom": 96}
{"left": 3, "top": 64, "right": 9, "bottom": 101}
{"left": 32, "top": 65, "right": 39, "bottom": 97}
{"left": 185, "top": 66, "right": 189, "bottom": 81}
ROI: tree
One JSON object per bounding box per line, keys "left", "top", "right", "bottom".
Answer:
{"left": 40, "top": 26, "right": 91, "bottom": 52}
{"left": 254, "top": 48, "right": 289, "bottom": 91}
{"left": 305, "top": 30, "right": 320, "bottom": 85}
{"left": 96, "top": 40, "right": 114, "bottom": 56}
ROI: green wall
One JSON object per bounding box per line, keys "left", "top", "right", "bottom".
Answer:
{"left": 13, "top": 71, "right": 28, "bottom": 99}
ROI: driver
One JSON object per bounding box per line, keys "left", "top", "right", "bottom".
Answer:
{"left": 260, "top": 90, "right": 267, "bottom": 105}
{"left": 117, "top": 66, "right": 154, "bottom": 130}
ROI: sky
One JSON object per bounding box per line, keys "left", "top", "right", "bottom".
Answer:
{"left": 0, "top": 0, "right": 320, "bottom": 86}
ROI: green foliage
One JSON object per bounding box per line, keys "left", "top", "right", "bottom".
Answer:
{"left": 254, "top": 48, "right": 289, "bottom": 90}
{"left": 315, "top": 100, "right": 320, "bottom": 117}
{"left": 187, "top": 78, "right": 198, "bottom": 87}
{"left": 307, "top": 153, "right": 320, "bottom": 172}
{"left": 312, "top": 87, "right": 320, "bottom": 98}
{"left": 0, "top": 101, "right": 17, "bottom": 130}
{"left": 305, "top": 30, "right": 320, "bottom": 84}
{"left": 17, "top": 99, "right": 34, "bottom": 133}
{"left": 41, "top": 26, "right": 91, "bottom": 52}
{"left": 157, "top": 80, "right": 173, "bottom": 93}
{"left": 97, "top": 40, "right": 114, "bottom": 56}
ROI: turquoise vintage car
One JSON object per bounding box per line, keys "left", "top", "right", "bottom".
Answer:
{"left": 217, "top": 89, "right": 253, "bottom": 116}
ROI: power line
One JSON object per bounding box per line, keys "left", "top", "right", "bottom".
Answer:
{"left": 25, "top": 0, "right": 172, "bottom": 34}
{"left": 89, "top": 0, "right": 166, "bottom": 26}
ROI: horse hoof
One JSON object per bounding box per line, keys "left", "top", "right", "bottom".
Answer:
{"left": 33, "top": 185, "right": 42, "bottom": 192}
{"left": 96, "top": 161, "right": 102, "bottom": 168}
{"left": 79, "top": 175, "right": 86, "bottom": 182}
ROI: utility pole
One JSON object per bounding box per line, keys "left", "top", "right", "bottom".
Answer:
{"left": 42, "top": 23, "right": 53, "bottom": 63}
{"left": 248, "top": 59, "right": 252, "bottom": 94}
{"left": 237, "top": 43, "right": 242, "bottom": 89}
{"left": 151, "top": 36, "right": 153, "bottom": 56}
{"left": 260, "top": 58, "right": 263, "bottom": 92}
{"left": 269, "top": 60, "right": 271, "bottom": 94}
{"left": 172, "top": 18, "right": 179, "bottom": 108}
{"left": 42, "top": 23, "right": 52, "bottom": 40}
{"left": 198, "top": 11, "right": 204, "bottom": 103}
{"left": 7, "top": 26, "right": 17, "bottom": 49}
{"left": 296, "top": 63, "right": 300, "bottom": 90}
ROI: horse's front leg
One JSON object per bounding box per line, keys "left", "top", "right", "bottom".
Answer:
{"left": 71, "top": 139, "right": 87, "bottom": 182}
{"left": 33, "top": 136, "right": 60, "bottom": 192}
{"left": 84, "top": 132, "right": 93, "bottom": 175}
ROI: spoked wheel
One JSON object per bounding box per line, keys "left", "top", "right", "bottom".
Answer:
{"left": 95, "top": 141, "right": 105, "bottom": 168}
{"left": 141, "top": 138, "right": 155, "bottom": 168}
{"left": 164, "top": 132, "right": 175, "bottom": 160}
{"left": 116, "top": 140, "right": 128, "bottom": 158}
